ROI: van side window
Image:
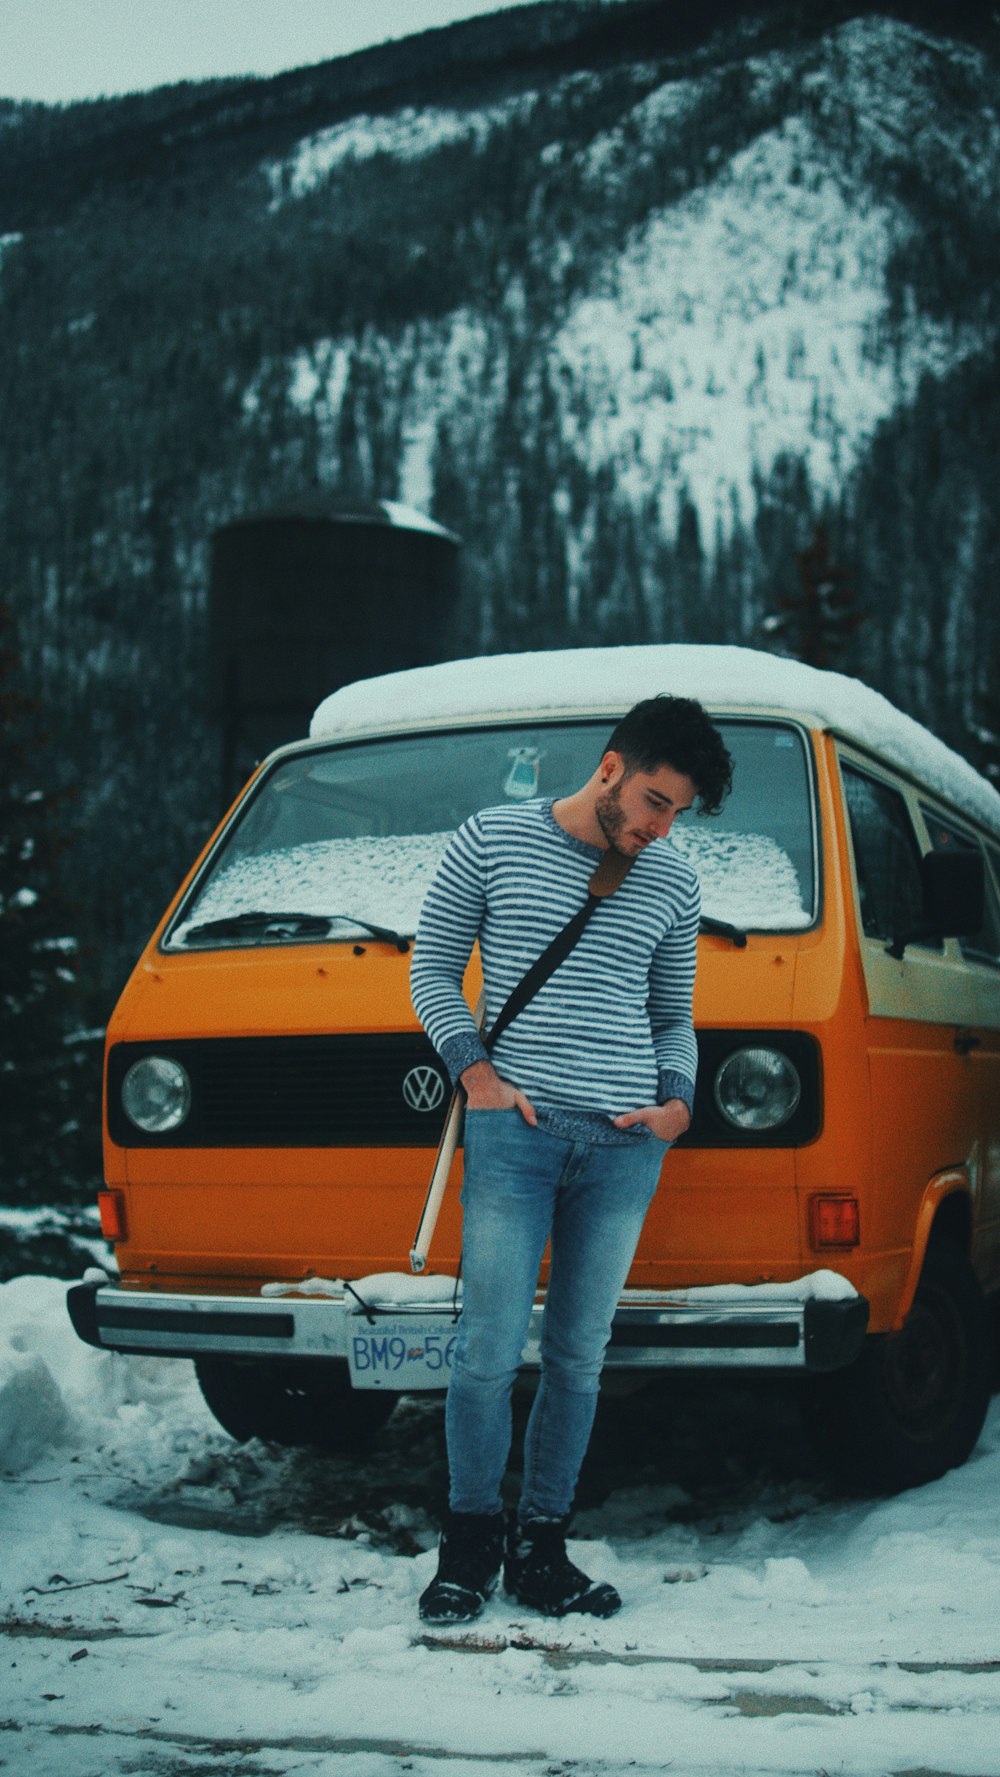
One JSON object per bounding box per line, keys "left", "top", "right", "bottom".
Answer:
{"left": 842, "top": 765, "right": 929, "bottom": 945}
{"left": 920, "top": 809, "right": 1000, "bottom": 968}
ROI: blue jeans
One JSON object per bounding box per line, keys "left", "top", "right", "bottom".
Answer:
{"left": 447, "top": 1110, "right": 666, "bottom": 1521}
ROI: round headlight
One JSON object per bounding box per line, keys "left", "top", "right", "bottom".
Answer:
{"left": 122, "top": 1056, "right": 191, "bottom": 1133}
{"left": 713, "top": 1047, "right": 801, "bottom": 1132}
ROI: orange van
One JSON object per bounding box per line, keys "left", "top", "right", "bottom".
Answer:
{"left": 68, "top": 645, "right": 1000, "bottom": 1489}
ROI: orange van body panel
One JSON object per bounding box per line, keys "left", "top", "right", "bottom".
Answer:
{"left": 808, "top": 733, "right": 993, "bottom": 1327}
{"left": 107, "top": 931, "right": 810, "bottom": 1292}
{"left": 102, "top": 725, "right": 992, "bottom": 1340}
{"left": 891, "top": 1169, "right": 972, "bottom": 1330}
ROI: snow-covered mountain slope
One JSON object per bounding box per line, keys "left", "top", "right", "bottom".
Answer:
{"left": 271, "top": 15, "right": 996, "bottom": 548}
{"left": 557, "top": 29, "right": 991, "bottom": 538}
{"left": 264, "top": 92, "right": 539, "bottom": 201}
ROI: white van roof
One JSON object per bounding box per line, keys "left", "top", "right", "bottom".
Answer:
{"left": 310, "top": 644, "right": 1000, "bottom": 837}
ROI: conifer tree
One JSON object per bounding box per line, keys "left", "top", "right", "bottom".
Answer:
{"left": 968, "top": 646, "right": 1000, "bottom": 787}
{"left": 0, "top": 603, "right": 98, "bottom": 1210}
{"left": 761, "top": 524, "right": 863, "bottom": 670}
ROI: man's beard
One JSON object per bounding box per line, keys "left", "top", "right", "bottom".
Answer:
{"left": 594, "top": 780, "right": 629, "bottom": 852}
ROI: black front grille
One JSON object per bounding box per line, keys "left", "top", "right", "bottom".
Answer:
{"left": 107, "top": 1029, "right": 821, "bottom": 1151}
{"left": 107, "top": 1035, "right": 451, "bottom": 1148}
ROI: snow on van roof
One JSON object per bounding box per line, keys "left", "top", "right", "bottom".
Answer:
{"left": 310, "top": 645, "right": 1000, "bottom": 835}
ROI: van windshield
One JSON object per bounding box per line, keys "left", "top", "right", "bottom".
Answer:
{"left": 168, "top": 720, "right": 817, "bottom": 947}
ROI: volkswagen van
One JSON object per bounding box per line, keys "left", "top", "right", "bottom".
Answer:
{"left": 68, "top": 645, "right": 1000, "bottom": 1490}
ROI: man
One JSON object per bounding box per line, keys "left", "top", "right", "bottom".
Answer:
{"left": 410, "top": 694, "right": 732, "bottom": 1625}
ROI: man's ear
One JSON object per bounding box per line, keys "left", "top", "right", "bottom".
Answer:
{"left": 598, "top": 750, "right": 626, "bottom": 787}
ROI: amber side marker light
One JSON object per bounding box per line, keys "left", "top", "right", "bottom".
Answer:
{"left": 809, "top": 1194, "right": 860, "bottom": 1249}
{"left": 97, "top": 1190, "right": 127, "bottom": 1243}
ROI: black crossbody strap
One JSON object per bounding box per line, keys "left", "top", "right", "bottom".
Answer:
{"left": 484, "top": 894, "right": 599, "bottom": 1053}
{"left": 483, "top": 846, "right": 635, "bottom": 1054}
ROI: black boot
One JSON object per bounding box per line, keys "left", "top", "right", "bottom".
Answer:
{"left": 504, "top": 1514, "right": 621, "bottom": 1619}
{"left": 419, "top": 1508, "right": 505, "bottom": 1625}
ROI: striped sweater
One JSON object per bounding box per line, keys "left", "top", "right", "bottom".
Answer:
{"left": 409, "top": 798, "right": 701, "bottom": 1146}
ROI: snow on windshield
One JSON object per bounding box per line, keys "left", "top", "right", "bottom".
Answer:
{"left": 172, "top": 828, "right": 808, "bottom": 943}
{"left": 172, "top": 712, "right": 815, "bottom": 944}
{"left": 672, "top": 828, "right": 811, "bottom": 929}
{"left": 172, "top": 834, "right": 453, "bottom": 944}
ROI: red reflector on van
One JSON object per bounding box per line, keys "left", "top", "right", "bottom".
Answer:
{"left": 809, "top": 1194, "right": 860, "bottom": 1249}
{"left": 98, "top": 1190, "right": 127, "bottom": 1242}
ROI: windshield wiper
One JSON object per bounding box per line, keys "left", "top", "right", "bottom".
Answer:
{"left": 181, "top": 910, "right": 410, "bottom": 951}
{"left": 327, "top": 913, "right": 410, "bottom": 952}
{"left": 699, "top": 915, "right": 748, "bottom": 948}
{"left": 182, "top": 911, "right": 332, "bottom": 943}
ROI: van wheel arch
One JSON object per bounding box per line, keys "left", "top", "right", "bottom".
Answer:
{"left": 927, "top": 1189, "right": 972, "bottom": 1256}
{"left": 194, "top": 1356, "right": 397, "bottom": 1452}
{"left": 803, "top": 1238, "right": 992, "bottom": 1492}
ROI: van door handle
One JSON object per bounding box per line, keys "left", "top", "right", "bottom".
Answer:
{"left": 954, "top": 1030, "right": 981, "bottom": 1055}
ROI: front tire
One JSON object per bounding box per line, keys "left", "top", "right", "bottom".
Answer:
{"left": 804, "top": 1240, "right": 993, "bottom": 1491}
{"left": 195, "top": 1357, "right": 397, "bottom": 1452}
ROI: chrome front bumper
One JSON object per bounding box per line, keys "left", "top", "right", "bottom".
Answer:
{"left": 67, "top": 1275, "right": 869, "bottom": 1375}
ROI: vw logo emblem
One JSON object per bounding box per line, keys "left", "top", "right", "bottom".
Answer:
{"left": 402, "top": 1065, "right": 447, "bottom": 1113}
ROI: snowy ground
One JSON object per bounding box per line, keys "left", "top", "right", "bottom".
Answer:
{"left": 3, "top": 1275, "right": 1000, "bottom": 1777}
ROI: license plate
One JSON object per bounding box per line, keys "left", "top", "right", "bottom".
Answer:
{"left": 347, "top": 1317, "right": 458, "bottom": 1390}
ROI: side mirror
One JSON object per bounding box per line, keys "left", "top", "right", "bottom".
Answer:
{"left": 886, "top": 849, "right": 984, "bottom": 959}
{"left": 922, "top": 848, "right": 985, "bottom": 935}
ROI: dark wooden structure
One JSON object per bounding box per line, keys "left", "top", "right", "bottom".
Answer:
{"left": 208, "top": 499, "right": 460, "bottom": 797}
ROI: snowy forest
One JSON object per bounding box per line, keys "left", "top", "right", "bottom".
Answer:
{"left": 1, "top": 0, "right": 999, "bottom": 1249}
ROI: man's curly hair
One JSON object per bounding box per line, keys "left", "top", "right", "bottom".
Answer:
{"left": 604, "top": 695, "right": 734, "bottom": 816}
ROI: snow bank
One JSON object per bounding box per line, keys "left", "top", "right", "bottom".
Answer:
{"left": 0, "top": 1274, "right": 208, "bottom": 1476}
{"left": 311, "top": 645, "right": 1000, "bottom": 836}
{"left": 0, "top": 1341, "right": 70, "bottom": 1472}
